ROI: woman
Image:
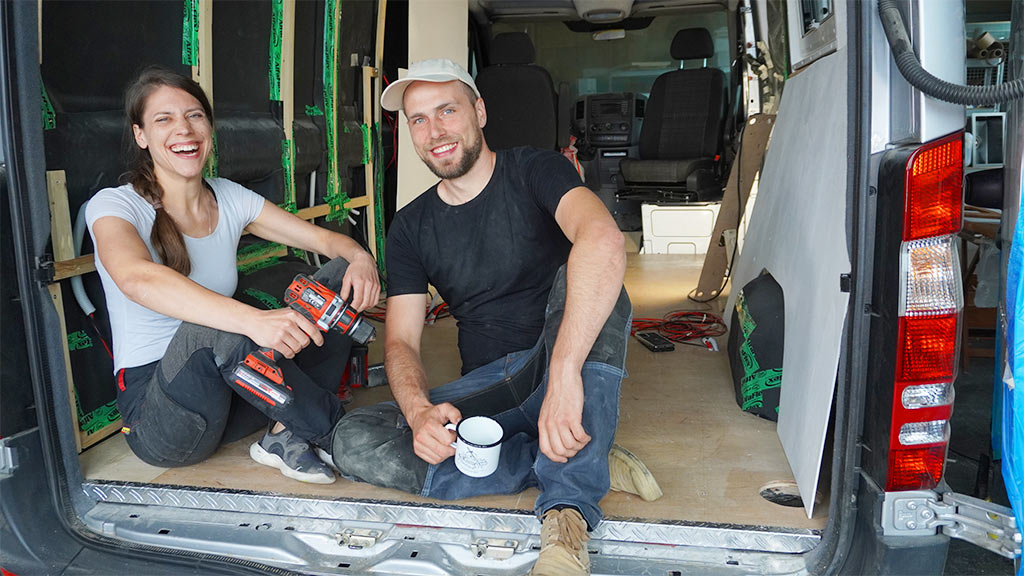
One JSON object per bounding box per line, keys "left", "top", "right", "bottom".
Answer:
{"left": 86, "top": 66, "right": 379, "bottom": 484}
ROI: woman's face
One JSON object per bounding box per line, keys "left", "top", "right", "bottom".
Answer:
{"left": 132, "top": 85, "right": 212, "bottom": 185}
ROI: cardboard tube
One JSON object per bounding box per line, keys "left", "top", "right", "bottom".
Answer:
{"left": 975, "top": 31, "right": 997, "bottom": 52}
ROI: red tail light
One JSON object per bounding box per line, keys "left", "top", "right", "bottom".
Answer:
{"left": 902, "top": 132, "right": 963, "bottom": 241}
{"left": 886, "top": 132, "right": 963, "bottom": 492}
{"left": 896, "top": 314, "right": 958, "bottom": 383}
{"left": 888, "top": 446, "right": 948, "bottom": 492}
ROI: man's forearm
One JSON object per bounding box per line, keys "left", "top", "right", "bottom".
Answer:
{"left": 549, "top": 230, "right": 626, "bottom": 378}
{"left": 384, "top": 341, "right": 433, "bottom": 417}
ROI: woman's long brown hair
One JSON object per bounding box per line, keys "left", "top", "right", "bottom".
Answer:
{"left": 121, "top": 66, "right": 214, "bottom": 276}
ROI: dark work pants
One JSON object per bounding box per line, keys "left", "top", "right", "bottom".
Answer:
{"left": 116, "top": 258, "right": 352, "bottom": 468}
{"left": 332, "top": 265, "right": 631, "bottom": 530}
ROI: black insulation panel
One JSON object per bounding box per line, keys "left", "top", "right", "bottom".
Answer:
{"left": 38, "top": 0, "right": 388, "bottom": 432}
{"left": 41, "top": 1, "right": 189, "bottom": 113}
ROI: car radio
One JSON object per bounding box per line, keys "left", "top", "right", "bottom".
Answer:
{"left": 574, "top": 92, "right": 645, "bottom": 147}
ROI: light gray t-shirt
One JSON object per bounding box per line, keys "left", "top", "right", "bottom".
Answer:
{"left": 85, "top": 178, "right": 265, "bottom": 372}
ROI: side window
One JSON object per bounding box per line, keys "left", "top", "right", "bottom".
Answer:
{"left": 800, "top": 0, "right": 833, "bottom": 35}
{"left": 788, "top": 0, "right": 837, "bottom": 70}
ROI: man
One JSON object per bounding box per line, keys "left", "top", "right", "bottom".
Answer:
{"left": 331, "top": 58, "right": 660, "bottom": 576}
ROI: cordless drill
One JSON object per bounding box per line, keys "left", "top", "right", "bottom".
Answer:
{"left": 230, "top": 274, "right": 376, "bottom": 407}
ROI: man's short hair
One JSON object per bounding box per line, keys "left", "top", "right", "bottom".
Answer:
{"left": 459, "top": 81, "right": 480, "bottom": 106}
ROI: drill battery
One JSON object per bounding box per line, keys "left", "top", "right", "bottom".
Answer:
{"left": 231, "top": 348, "right": 293, "bottom": 407}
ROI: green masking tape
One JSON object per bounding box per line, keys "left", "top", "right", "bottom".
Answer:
{"left": 373, "top": 121, "right": 386, "bottom": 272}
{"left": 323, "top": 0, "right": 339, "bottom": 200}
{"left": 40, "top": 79, "right": 56, "bottom": 130}
{"left": 269, "top": 0, "right": 283, "bottom": 101}
{"left": 203, "top": 131, "right": 219, "bottom": 178}
{"left": 360, "top": 124, "right": 371, "bottom": 165}
{"left": 182, "top": 0, "right": 199, "bottom": 66}
{"left": 243, "top": 287, "right": 283, "bottom": 309}
{"left": 67, "top": 330, "right": 93, "bottom": 352}
{"left": 281, "top": 139, "right": 296, "bottom": 209}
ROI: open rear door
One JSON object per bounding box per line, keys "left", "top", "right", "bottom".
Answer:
{"left": 999, "top": 3, "right": 1024, "bottom": 571}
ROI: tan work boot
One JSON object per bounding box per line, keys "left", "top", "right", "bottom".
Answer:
{"left": 609, "top": 444, "right": 663, "bottom": 501}
{"left": 529, "top": 508, "right": 590, "bottom": 576}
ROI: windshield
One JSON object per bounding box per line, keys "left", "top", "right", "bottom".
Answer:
{"left": 492, "top": 11, "right": 730, "bottom": 100}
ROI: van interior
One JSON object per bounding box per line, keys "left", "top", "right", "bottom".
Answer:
{"left": 26, "top": 0, "right": 1011, "bottom": 570}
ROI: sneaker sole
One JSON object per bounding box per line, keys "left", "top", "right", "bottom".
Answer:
{"left": 250, "top": 442, "right": 336, "bottom": 485}
{"left": 314, "top": 447, "right": 339, "bottom": 473}
{"left": 609, "top": 444, "right": 663, "bottom": 501}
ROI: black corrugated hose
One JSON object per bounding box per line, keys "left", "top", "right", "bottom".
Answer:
{"left": 878, "top": 0, "right": 1024, "bottom": 106}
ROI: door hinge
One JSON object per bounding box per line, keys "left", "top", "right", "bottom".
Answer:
{"left": 882, "top": 490, "right": 1021, "bottom": 558}
{"left": 0, "top": 439, "right": 19, "bottom": 478}
{"left": 471, "top": 538, "right": 519, "bottom": 560}
{"left": 335, "top": 528, "right": 382, "bottom": 549}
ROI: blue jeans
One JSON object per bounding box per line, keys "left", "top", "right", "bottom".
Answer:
{"left": 333, "top": 265, "right": 631, "bottom": 530}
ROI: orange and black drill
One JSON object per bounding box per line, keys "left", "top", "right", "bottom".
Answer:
{"left": 230, "top": 274, "right": 376, "bottom": 407}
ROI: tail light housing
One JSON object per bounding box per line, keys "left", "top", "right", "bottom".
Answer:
{"left": 886, "top": 132, "right": 963, "bottom": 492}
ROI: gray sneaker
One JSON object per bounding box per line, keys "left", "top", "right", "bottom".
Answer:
{"left": 250, "top": 427, "right": 336, "bottom": 484}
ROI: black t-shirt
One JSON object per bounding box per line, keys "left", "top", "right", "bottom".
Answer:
{"left": 386, "top": 147, "right": 582, "bottom": 374}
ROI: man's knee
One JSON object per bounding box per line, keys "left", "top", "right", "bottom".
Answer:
{"left": 331, "top": 404, "right": 428, "bottom": 494}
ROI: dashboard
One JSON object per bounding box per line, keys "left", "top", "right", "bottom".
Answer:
{"left": 573, "top": 92, "right": 646, "bottom": 148}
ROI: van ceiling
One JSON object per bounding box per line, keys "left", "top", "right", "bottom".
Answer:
{"left": 469, "top": 0, "right": 734, "bottom": 23}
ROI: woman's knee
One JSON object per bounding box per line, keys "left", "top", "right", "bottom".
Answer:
{"left": 312, "top": 257, "right": 351, "bottom": 292}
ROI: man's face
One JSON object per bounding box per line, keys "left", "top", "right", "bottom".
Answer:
{"left": 403, "top": 80, "right": 485, "bottom": 180}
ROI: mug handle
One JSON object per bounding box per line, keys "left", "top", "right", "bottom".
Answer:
{"left": 444, "top": 422, "right": 458, "bottom": 449}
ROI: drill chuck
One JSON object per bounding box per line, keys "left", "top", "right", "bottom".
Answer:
{"left": 347, "top": 317, "right": 375, "bottom": 344}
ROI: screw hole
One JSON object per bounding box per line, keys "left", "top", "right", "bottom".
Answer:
{"left": 284, "top": 526, "right": 295, "bottom": 531}
{"left": 128, "top": 514, "right": 139, "bottom": 518}
{"left": 410, "top": 551, "right": 418, "bottom": 558}
{"left": 338, "top": 562, "right": 351, "bottom": 568}
{"left": 157, "top": 528, "right": 170, "bottom": 535}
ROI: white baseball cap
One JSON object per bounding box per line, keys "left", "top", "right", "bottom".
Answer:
{"left": 381, "top": 58, "right": 480, "bottom": 112}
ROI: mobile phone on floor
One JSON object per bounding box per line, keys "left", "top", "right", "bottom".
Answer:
{"left": 635, "top": 331, "right": 675, "bottom": 352}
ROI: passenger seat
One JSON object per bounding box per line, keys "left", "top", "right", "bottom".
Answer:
{"left": 475, "top": 32, "right": 558, "bottom": 150}
{"left": 619, "top": 28, "right": 726, "bottom": 201}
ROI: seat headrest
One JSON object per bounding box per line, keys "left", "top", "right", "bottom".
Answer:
{"left": 490, "top": 32, "right": 536, "bottom": 65}
{"left": 671, "top": 28, "right": 714, "bottom": 60}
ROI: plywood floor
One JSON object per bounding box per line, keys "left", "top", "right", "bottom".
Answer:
{"left": 81, "top": 253, "right": 827, "bottom": 530}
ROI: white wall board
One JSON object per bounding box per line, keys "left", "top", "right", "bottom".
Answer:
{"left": 395, "top": 0, "right": 468, "bottom": 210}
{"left": 725, "top": 49, "right": 851, "bottom": 518}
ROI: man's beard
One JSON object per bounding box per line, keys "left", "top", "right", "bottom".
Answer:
{"left": 422, "top": 132, "right": 483, "bottom": 180}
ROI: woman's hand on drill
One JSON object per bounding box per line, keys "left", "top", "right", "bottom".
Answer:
{"left": 340, "top": 251, "right": 381, "bottom": 312}
{"left": 247, "top": 307, "right": 324, "bottom": 358}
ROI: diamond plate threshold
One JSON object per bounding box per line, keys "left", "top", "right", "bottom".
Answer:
{"left": 83, "top": 480, "right": 819, "bottom": 575}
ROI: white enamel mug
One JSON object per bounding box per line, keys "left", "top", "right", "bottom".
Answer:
{"left": 445, "top": 416, "right": 503, "bottom": 478}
